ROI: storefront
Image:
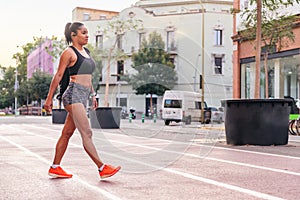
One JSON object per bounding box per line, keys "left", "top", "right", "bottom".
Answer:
{"left": 240, "top": 49, "right": 300, "bottom": 99}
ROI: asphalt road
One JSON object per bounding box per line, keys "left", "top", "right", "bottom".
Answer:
{"left": 0, "top": 116, "right": 300, "bottom": 200}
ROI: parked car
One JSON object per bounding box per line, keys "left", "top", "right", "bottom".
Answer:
{"left": 207, "top": 107, "right": 224, "bottom": 123}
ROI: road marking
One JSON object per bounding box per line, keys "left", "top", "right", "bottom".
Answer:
{"left": 18, "top": 124, "right": 300, "bottom": 175}
{"left": 102, "top": 149, "right": 285, "bottom": 200}
{"left": 4, "top": 125, "right": 288, "bottom": 200}
{"left": 94, "top": 137, "right": 300, "bottom": 176}
{"left": 0, "top": 134, "right": 122, "bottom": 200}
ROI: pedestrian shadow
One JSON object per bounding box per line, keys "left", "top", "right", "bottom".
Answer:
{"left": 98, "top": 180, "right": 120, "bottom": 185}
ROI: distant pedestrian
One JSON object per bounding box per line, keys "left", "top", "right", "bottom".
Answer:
{"left": 44, "top": 22, "right": 121, "bottom": 179}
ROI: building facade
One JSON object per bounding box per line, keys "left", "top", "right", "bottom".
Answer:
{"left": 72, "top": 7, "right": 119, "bottom": 21}
{"left": 27, "top": 38, "right": 54, "bottom": 79}
{"left": 232, "top": 0, "right": 300, "bottom": 100}
{"left": 76, "top": 0, "right": 234, "bottom": 114}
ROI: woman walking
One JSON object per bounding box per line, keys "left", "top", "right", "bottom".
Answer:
{"left": 44, "top": 22, "right": 120, "bottom": 179}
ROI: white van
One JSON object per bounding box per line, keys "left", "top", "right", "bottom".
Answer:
{"left": 162, "top": 90, "right": 208, "bottom": 125}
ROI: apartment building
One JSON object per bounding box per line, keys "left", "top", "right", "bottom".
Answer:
{"left": 72, "top": 7, "right": 119, "bottom": 21}
{"left": 27, "top": 38, "right": 54, "bottom": 79}
{"left": 75, "top": 0, "right": 234, "bottom": 114}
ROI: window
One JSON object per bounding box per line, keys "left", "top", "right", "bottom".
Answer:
{"left": 117, "top": 60, "right": 124, "bottom": 81}
{"left": 214, "top": 56, "right": 223, "bottom": 74}
{"left": 99, "top": 15, "right": 106, "bottom": 20}
{"left": 117, "top": 98, "right": 127, "bottom": 107}
{"left": 117, "top": 34, "right": 123, "bottom": 50}
{"left": 83, "top": 13, "right": 90, "bottom": 21}
{"left": 214, "top": 29, "right": 223, "bottom": 46}
{"left": 164, "top": 100, "right": 182, "bottom": 108}
{"left": 139, "top": 32, "right": 146, "bottom": 48}
{"left": 195, "top": 101, "right": 207, "bottom": 109}
{"left": 95, "top": 35, "right": 103, "bottom": 50}
{"left": 167, "top": 31, "right": 176, "bottom": 51}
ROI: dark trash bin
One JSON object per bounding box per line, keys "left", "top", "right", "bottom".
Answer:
{"left": 90, "top": 107, "right": 122, "bottom": 129}
{"left": 224, "top": 99, "right": 292, "bottom": 146}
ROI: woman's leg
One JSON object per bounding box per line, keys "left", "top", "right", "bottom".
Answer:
{"left": 52, "top": 113, "right": 76, "bottom": 165}
{"left": 65, "top": 103, "right": 104, "bottom": 168}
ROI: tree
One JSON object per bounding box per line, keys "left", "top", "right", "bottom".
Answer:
{"left": 27, "top": 70, "right": 52, "bottom": 102}
{"left": 241, "top": 0, "right": 300, "bottom": 98}
{"left": 12, "top": 36, "right": 66, "bottom": 106}
{"left": 0, "top": 66, "right": 15, "bottom": 108}
{"left": 98, "top": 17, "right": 141, "bottom": 106}
{"left": 123, "top": 31, "right": 178, "bottom": 115}
{"left": 85, "top": 44, "right": 103, "bottom": 94}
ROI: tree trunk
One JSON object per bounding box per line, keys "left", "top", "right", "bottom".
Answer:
{"left": 255, "top": 0, "right": 262, "bottom": 99}
{"left": 264, "top": 52, "right": 269, "bottom": 98}
{"left": 104, "top": 48, "right": 113, "bottom": 107}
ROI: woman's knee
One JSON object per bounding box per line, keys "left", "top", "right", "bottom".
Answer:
{"left": 83, "top": 128, "right": 93, "bottom": 139}
{"left": 61, "top": 127, "right": 75, "bottom": 138}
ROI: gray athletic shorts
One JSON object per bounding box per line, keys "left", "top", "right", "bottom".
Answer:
{"left": 62, "top": 82, "right": 91, "bottom": 108}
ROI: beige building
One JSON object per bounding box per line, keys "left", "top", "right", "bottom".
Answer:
{"left": 72, "top": 7, "right": 119, "bottom": 21}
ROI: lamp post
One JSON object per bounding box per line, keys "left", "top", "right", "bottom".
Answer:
{"left": 14, "top": 66, "right": 19, "bottom": 116}
{"left": 193, "top": 54, "right": 201, "bottom": 92}
{"left": 198, "top": 0, "right": 205, "bottom": 123}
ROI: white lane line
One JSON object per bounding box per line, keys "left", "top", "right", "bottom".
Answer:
{"left": 22, "top": 123, "right": 300, "bottom": 160}
{"left": 93, "top": 137, "right": 300, "bottom": 176}
{"left": 0, "top": 134, "right": 122, "bottom": 200}
{"left": 102, "top": 148, "right": 285, "bottom": 200}
{"left": 7, "top": 125, "right": 286, "bottom": 200}
{"left": 18, "top": 124, "right": 300, "bottom": 175}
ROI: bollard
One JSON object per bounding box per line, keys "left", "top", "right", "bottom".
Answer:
{"left": 142, "top": 114, "right": 145, "bottom": 123}
{"left": 153, "top": 114, "right": 157, "bottom": 123}
{"left": 129, "top": 113, "right": 132, "bottom": 123}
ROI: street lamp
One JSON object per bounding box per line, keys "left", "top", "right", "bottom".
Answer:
{"left": 193, "top": 54, "right": 201, "bottom": 92}
{"left": 14, "top": 66, "right": 19, "bottom": 116}
{"left": 198, "top": 0, "right": 205, "bottom": 123}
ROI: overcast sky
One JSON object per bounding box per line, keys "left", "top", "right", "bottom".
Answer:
{"left": 0, "top": 0, "right": 137, "bottom": 67}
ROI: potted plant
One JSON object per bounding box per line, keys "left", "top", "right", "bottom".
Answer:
{"left": 225, "top": 0, "right": 298, "bottom": 145}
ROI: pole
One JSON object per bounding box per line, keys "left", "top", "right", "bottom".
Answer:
{"left": 199, "top": 0, "right": 205, "bottom": 123}
{"left": 117, "top": 81, "right": 121, "bottom": 107}
{"left": 14, "top": 66, "right": 18, "bottom": 116}
{"left": 194, "top": 54, "right": 201, "bottom": 92}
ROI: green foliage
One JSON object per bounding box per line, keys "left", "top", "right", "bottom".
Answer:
{"left": 0, "top": 66, "right": 15, "bottom": 108}
{"left": 97, "top": 16, "right": 142, "bottom": 106}
{"left": 85, "top": 44, "right": 103, "bottom": 92}
{"left": 27, "top": 70, "right": 52, "bottom": 101}
{"left": 240, "top": 0, "right": 299, "bottom": 51}
{"left": 0, "top": 36, "right": 66, "bottom": 108}
{"left": 123, "top": 31, "right": 177, "bottom": 96}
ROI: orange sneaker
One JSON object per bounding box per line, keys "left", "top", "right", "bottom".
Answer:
{"left": 99, "top": 164, "right": 121, "bottom": 179}
{"left": 48, "top": 166, "right": 73, "bottom": 178}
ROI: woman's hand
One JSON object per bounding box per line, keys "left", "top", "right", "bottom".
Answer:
{"left": 43, "top": 97, "right": 53, "bottom": 113}
{"left": 92, "top": 96, "right": 98, "bottom": 110}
